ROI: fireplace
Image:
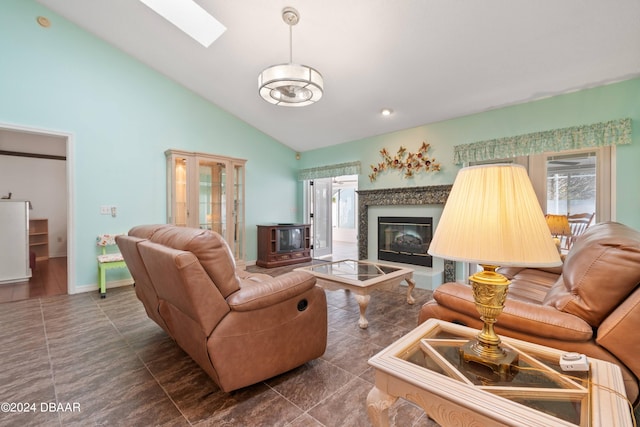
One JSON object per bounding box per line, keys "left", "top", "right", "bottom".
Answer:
{"left": 378, "top": 217, "right": 432, "bottom": 267}
{"left": 357, "top": 185, "right": 456, "bottom": 283}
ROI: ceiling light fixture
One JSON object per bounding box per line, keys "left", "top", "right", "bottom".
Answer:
{"left": 381, "top": 108, "right": 393, "bottom": 116}
{"left": 258, "top": 7, "right": 323, "bottom": 107}
{"left": 139, "top": 0, "right": 226, "bottom": 47}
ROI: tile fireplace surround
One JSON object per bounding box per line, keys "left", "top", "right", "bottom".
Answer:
{"left": 357, "top": 185, "right": 455, "bottom": 283}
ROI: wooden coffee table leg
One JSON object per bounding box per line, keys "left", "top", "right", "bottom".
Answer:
{"left": 354, "top": 294, "right": 371, "bottom": 329}
{"left": 367, "top": 386, "right": 397, "bottom": 427}
{"left": 406, "top": 277, "right": 416, "bottom": 305}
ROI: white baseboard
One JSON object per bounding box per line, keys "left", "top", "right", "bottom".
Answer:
{"left": 73, "top": 278, "right": 133, "bottom": 294}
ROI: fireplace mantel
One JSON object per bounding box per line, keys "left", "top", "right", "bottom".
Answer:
{"left": 357, "top": 185, "right": 455, "bottom": 282}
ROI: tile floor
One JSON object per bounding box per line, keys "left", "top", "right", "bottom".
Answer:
{"left": 0, "top": 265, "right": 436, "bottom": 426}
{"left": 3, "top": 251, "right": 637, "bottom": 426}
{"left": 325, "top": 240, "right": 358, "bottom": 261}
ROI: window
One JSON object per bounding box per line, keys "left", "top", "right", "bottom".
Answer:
{"left": 463, "top": 147, "right": 612, "bottom": 276}
{"left": 455, "top": 119, "right": 626, "bottom": 224}
{"left": 529, "top": 146, "right": 612, "bottom": 222}
{"left": 473, "top": 147, "right": 612, "bottom": 222}
{"left": 546, "top": 152, "right": 596, "bottom": 216}
{"left": 332, "top": 187, "right": 356, "bottom": 229}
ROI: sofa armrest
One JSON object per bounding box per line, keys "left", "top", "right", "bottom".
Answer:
{"left": 433, "top": 282, "right": 593, "bottom": 341}
{"left": 226, "top": 271, "right": 318, "bottom": 311}
{"left": 597, "top": 286, "right": 640, "bottom": 382}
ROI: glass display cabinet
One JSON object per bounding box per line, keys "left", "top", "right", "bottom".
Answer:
{"left": 165, "top": 149, "right": 246, "bottom": 266}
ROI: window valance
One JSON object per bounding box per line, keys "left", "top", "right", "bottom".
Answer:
{"left": 453, "top": 118, "right": 631, "bottom": 165}
{"left": 297, "top": 161, "right": 361, "bottom": 181}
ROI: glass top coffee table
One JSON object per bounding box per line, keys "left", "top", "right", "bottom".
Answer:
{"left": 367, "top": 318, "right": 632, "bottom": 426}
{"left": 295, "top": 259, "right": 415, "bottom": 329}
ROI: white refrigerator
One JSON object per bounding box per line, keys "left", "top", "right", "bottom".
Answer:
{"left": 0, "top": 200, "right": 32, "bottom": 284}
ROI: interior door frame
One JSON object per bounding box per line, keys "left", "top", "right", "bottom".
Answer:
{"left": 0, "top": 121, "right": 74, "bottom": 294}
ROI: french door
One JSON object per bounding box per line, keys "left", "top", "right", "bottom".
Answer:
{"left": 307, "top": 178, "right": 332, "bottom": 258}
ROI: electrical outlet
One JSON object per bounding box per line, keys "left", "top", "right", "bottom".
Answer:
{"left": 100, "top": 205, "right": 111, "bottom": 215}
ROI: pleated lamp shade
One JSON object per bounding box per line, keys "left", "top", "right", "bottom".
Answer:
{"left": 428, "top": 164, "right": 562, "bottom": 268}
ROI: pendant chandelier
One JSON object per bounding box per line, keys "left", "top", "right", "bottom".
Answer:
{"left": 258, "top": 7, "right": 323, "bottom": 107}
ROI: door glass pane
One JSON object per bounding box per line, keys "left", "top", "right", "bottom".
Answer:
{"left": 546, "top": 153, "right": 596, "bottom": 216}
{"left": 333, "top": 187, "right": 356, "bottom": 229}
{"left": 232, "top": 163, "right": 244, "bottom": 259}
{"left": 547, "top": 152, "right": 597, "bottom": 251}
{"left": 219, "top": 164, "right": 226, "bottom": 236}
{"left": 313, "top": 178, "right": 332, "bottom": 257}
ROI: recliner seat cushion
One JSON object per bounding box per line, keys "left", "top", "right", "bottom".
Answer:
{"left": 543, "top": 222, "right": 640, "bottom": 326}
{"left": 432, "top": 282, "right": 593, "bottom": 341}
{"left": 499, "top": 267, "right": 561, "bottom": 304}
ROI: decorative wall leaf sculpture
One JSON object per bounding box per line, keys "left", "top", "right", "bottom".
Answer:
{"left": 369, "top": 142, "right": 440, "bottom": 182}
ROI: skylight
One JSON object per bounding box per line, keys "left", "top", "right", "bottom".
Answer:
{"left": 139, "top": 0, "right": 226, "bottom": 47}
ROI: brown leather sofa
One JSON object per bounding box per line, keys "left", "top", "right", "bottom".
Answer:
{"left": 419, "top": 221, "right": 640, "bottom": 405}
{"left": 116, "top": 224, "right": 328, "bottom": 392}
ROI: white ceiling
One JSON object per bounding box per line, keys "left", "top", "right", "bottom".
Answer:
{"left": 36, "top": 0, "right": 640, "bottom": 153}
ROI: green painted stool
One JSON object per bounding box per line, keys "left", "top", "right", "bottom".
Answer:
{"left": 96, "top": 234, "right": 128, "bottom": 298}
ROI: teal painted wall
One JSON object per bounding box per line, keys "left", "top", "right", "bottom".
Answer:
{"left": 3, "top": 1, "right": 638, "bottom": 291}
{"left": 301, "top": 78, "right": 640, "bottom": 229}
{"left": 0, "top": 1, "right": 301, "bottom": 289}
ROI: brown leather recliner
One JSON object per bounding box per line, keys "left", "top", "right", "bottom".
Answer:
{"left": 419, "top": 221, "right": 640, "bottom": 405}
{"left": 116, "top": 224, "right": 328, "bottom": 392}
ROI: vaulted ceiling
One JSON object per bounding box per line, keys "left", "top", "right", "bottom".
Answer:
{"left": 37, "top": 0, "right": 640, "bottom": 152}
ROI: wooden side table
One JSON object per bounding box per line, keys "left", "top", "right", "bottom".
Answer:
{"left": 367, "top": 319, "right": 632, "bottom": 427}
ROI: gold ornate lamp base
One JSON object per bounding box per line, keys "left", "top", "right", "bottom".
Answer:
{"left": 460, "top": 264, "right": 519, "bottom": 378}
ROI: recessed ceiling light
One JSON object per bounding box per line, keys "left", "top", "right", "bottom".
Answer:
{"left": 37, "top": 16, "right": 51, "bottom": 28}
{"left": 139, "top": 0, "right": 226, "bottom": 47}
{"left": 381, "top": 108, "right": 393, "bottom": 117}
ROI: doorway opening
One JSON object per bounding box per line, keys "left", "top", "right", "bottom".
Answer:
{"left": 305, "top": 174, "right": 358, "bottom": 261}
{"left": 0, "top": 123, "right": 73, "bottom": 302}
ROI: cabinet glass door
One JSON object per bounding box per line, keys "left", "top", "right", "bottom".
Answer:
{"left": 166, "top": 149, "right": 246, "bottom": 265}
{"left": 198, "top": 159, "right": 225, "bottom": 232}
{"left": 232, "top": 163, "right": 244, "bottom": 260}
{"left": 169, "top": 154, "right": 189, "bottom": 226}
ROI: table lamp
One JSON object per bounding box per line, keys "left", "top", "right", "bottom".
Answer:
{"left": 545, "top": 214, "right": 571, "bottom": 252}
{"left": 428, "top": 164, "right": 562, "bottom": 375}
